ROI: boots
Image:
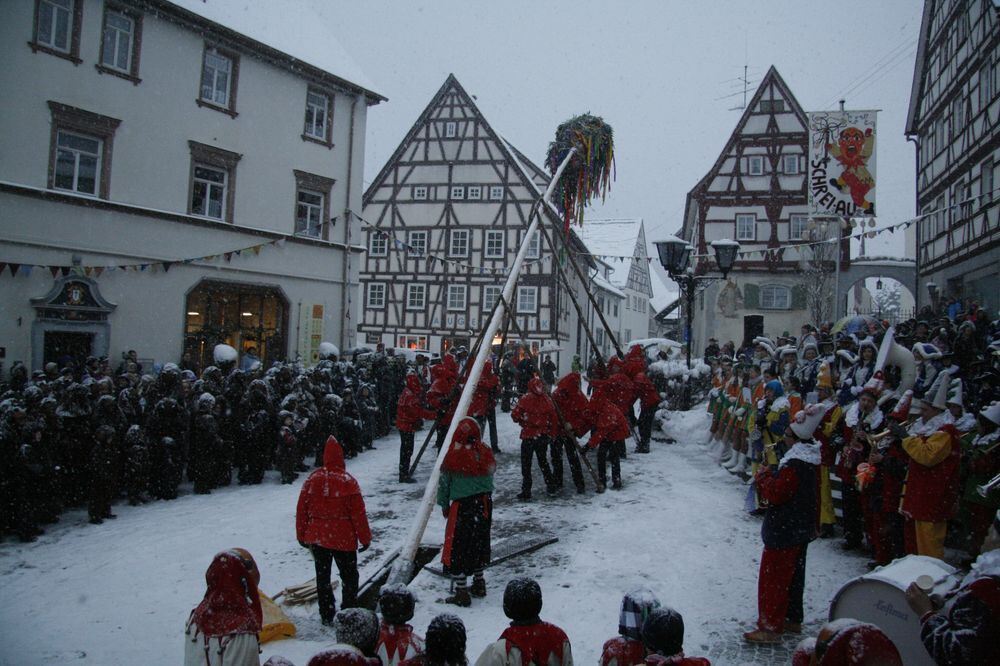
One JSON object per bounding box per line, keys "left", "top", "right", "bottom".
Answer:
{"left": 471, "top": 572, "right": 487, "bottom": 598}
{"left": 724, "top": 450, "right": 744, "bottom": 472}
{"left": 445, "top": 577, "right": 471, "bottom": 607}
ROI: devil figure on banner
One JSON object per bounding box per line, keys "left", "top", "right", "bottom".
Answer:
{"left": 808, "top": 110, "right": 877, "bottom": 217}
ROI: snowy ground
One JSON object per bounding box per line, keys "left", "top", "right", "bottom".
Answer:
{"left": 0, "top": 407, "right": 868, "bottom": 665}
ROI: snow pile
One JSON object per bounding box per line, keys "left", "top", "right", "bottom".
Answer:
{"left": 648, "top": 358, "right": 711, "bottom": 384}
{"left": 213, "top": 344, "right": 238, "bottom": 364}
{"left": 318, "top": 342, "right": 340, "bottom": 360}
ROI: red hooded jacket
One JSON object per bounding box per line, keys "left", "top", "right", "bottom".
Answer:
{"left": 587, "top": 394, "right": 631, "bottom": 449}
{"left": 511, "top": 378, "right": 558, "bottom": 439}
{"left": 632, "top": 372, "right": 661, "bottom": 409}
{"left": 296, "top": 437, "right": 372, "bottom": 551}
{"left": 593, "top": 373, "right": 636, "bottom": 418}
{"left": 396, "top": 375, "right": 436, "bottom": 433}
{"left": 623, "top": 345, "right": 647, "bottom": 379}
{"left": 552, "top": 372, "right": 591, "bottom": 437}
{"left": 470, "top": 361, "right": 500, "bottom": 418}
{"left": 426, "top": 365, "right": 457, "bottom": 426}
{"left": 187, "top": 550, "right": 263, "bottom": 638}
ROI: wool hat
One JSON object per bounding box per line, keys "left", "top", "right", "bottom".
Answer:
{"left": 790, "top": 404, "right": 825, "bottom": 439}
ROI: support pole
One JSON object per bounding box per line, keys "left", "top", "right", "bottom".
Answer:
{"left": 388, "top": 149, "right": 578, "bottom": 586}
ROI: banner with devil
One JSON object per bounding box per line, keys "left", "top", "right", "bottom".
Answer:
{"left": 807, "top": 110, "right": 877, "bottom": 217}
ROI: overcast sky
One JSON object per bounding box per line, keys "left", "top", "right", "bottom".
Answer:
{"left": 318, "top": 0, "right": 921, "bottom": 262}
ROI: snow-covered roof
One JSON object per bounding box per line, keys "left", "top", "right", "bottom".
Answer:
{"left": 575, "top": 218, "right": 646, "bottom": 288}
{"left": 650, "top": 268, "right": 679, "bottom": 313}
{"left": 592, "top": 274, "right": 626, "bottom": 299}
{"left": 167, "top": 0, "right": 384, "bottom": 100}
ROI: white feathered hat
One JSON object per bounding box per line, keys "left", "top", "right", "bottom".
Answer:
{"left": 924, "top": 372, "right": 951, "bottom": 410}
{"left": 981, "top": 401, "right": 1000, "bottom": 426}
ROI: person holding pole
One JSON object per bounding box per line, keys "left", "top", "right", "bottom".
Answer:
{"left": 396, "top": 373, "right": 437, "bottom": 483}
{"left": 551, "top": 372, "right": 590, "bottom": 493}
{"left": 512, "top": 377, "right": 559, "bottom": 500}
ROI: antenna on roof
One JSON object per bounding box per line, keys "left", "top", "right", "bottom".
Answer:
{"left": 728, "top": 35, "right": 750, "bottom": 111}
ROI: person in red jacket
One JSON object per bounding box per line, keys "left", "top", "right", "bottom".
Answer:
{"left": 511, "top": 377, "right": 559, "bottom": 500}
{"left": 296, "top": 436, "right": 372, "bottom": 625}
{"left": 427, "top": 363, "right": 459, "bottom": 451}
{"left": 474, "top": 578, "right": 572, "bottom": 666}
{"left": 587, "top": 388, "right": 630, "bottom": 490}
{"left": 551, "top": 372, "right": 590, "bottom": 493}
{"left": 396, "top": 373, "right": 437, "bottom": 483}
{"left": 632, "top": 371, "right": 660, "bottom": 454}
{"left": 471, "top": 361, "right": 501, "bottom": 453}
{"left": 623, "top": 344, "right": 647, "bottom": 381}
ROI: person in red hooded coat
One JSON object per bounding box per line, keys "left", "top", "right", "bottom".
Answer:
{"left": 470, "top": 361, "right": 501, "bottom": 453}
{"left": 511, "top": 377, "right": 559, "bottom": 500}
{"left": 296, "top": 436, "right": 372, "bottom": 625}
{"left": 396, "top": 373, "right": 437, "bottom": 483}
{"left": 427, "top": 362, "right": 459, "bottom": 451}
{"left": 551, "top": 372, "right": 590, "bottom": 493}
{"left": 632, "top": 371, "right": 660, "bottom": 454}
{"left": 587, "top": 383, "right": 631, "bottom": 490}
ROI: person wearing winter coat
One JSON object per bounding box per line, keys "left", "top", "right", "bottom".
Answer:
{"left": 399, "top": 613, "right": 468, "bottom": 666}
{"left": 744, "top": 406, "right": 821, "bottom": 644}
{"left": 278, "top": 410, "right": 299, "bottom": 485}
{"left": 190, "top": 393, "right": 220, "bottom": 494}
{"left": 550, "top": 372, "right": 589, "bottom": 494}
{"left": 87, "top": 424, "right": 118, "bottom": 524}
{"left": 632, "top": 372, "right": 660, "bottom": 454}
{"left": 437, "top": 418, "right": 495, "bottom": 606}
{"left": 376, "top": 585, "right": 425, "bottom": 666}
{"left": 296, "top": 436, "right": 372, "bottom": 624}
{"left": 427, "top": 364, "right": 458, "bottom": 451}
{"left": 585, "top": 386, "right": 630, "bottom": 490}
{"left": 599, "top": 589, "right": 661, "bottom": 666}
{"left": 470, "top": 361, "right": 501, "bottom": 453}
{"left": 474, "top": 578, "right": 573, "bottom": 666}
{"left": 307, "top": 608, "right": 381, "bottom": 666}
{"left": 396, "top": 374, "right": 437, "bottom": 483}
{"left": 511, "top": 377, "right": 559, "bottom": 500}
{"left": 838, "top": 387, "right": 884, "bottom": 551}
{"left": 184, "top": 549, "right": 263, "bottom": 666}
{"left": 640, "top": 607, "right": 710, "bottom": 666}
{"left": 960, "top": 402, "right": 1000, "bottom": 558}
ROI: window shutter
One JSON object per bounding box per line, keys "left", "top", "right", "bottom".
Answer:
{"left": 791, "top": 284, "right": 807, "bottom": 309}
{"left": 743, "top": 283, "right": 759, "bottom": 308}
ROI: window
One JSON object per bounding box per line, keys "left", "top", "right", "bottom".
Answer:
{"left": 406, "top": 284, "right": 426, "bottom": 310}
{"left": 981, "top": 63, "right": 996, "bottom": 110}
{"left": 303, "top": 89, "right": 333, "bottom": 145}
{"left": 760, "top": 99, "right": 785, "bottom": 113}
{"left": 397, "top": 335, "right": 428, "bottom": 350}
{"left": 782, "top": 155, "right": 800, "bottom": 175}
{"left": 450, "top": 186, "right": 465, "bottom": 200}
{"left": 98, "top": 6, "right": 141, "bottom": 81}
{"left": 483, "top": 286, "right": 503, "bottom": 310}
{"left": 188, "top": 141, "right": 240, "bottom": 222}
{"left": 449, "top": 229, "right": 469, "bottom": 257}
{"left": 369, "top": 231, "right": 388, "bottom": 256}
{"left": 413, "top": 186, "right": 428, "bottom": 200}
{"left": 408, "top": 231, "right": 427, "bottom": 255}
{"left": 760, "top": 285, "right": 791, "bottom": 310}
{"left": 198, "top": 46, "right": 239, "bottom": 116}
{"left": 485, "top": 230, "right": 505, "bottom": 259}
{"left": 517, "top": 286, "right": 538, "bottom": 313}
{"left": 789, "top": 214, "right": 808, "bottom": 240}
{"left": 447, "top": 285, "right": 467, "bottom": 311}
{"left": 467, "top": 185, "right": 482, "bottom": 200}
{"left": 445, "top": 122, "right": 457, "bottom": 138}
{"left": 596, "top": 328, "right": 605, "bottom": 346}
{"left": 525, "top": 230, "right": 541, "bottom": 258}
{"left": 366, "top": 283, "right": 386, "bottom": 308}
{"left": 613, "top": 301, "right": 619, "bottom": 316}
{"left": 489, "top": 186, "right": 504, "bottom": 200}
{"left": 624, "top": 329, "right": 632, "bottom": 343}
{"left": 747, "top": 156, "right": 764, "bottom": 175}
{"left": 293, "top": 170, "right": 335, "bottom": 238}
{"left": 736, "top": 213, "right": 756, "bottom": 241}
{"left": 982, "top": 160, "right": 994, "bottom": 204}
{"left": 32, "top": 0, "right": 81, "bottom": 62}
{"left": 48, "top": 102, "right": 121, "bottom": 200}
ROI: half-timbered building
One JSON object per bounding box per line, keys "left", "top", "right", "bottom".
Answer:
{"left": 906, "top": 0, "right": 999, "bottom": 313}
{"left": 359, "top": 75, "right": 593, "bottom": 372}
{"left": 680, "top": 66, "right": 837, "bottom": 353}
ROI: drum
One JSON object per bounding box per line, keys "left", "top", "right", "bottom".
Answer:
{"left": 829, "top": 555, "right": 960, "bottom": 666}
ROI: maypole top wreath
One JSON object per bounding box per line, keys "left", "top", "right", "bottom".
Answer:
{"left": 545, "top": 113, "right": 615, "bottom": 231}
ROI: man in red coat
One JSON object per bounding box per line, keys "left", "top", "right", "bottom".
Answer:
{"left": 396, "top": 374, "right": 437, "bottom": 483}
{"left": 632, "top": 371, "right": 660, "bottom": 454}
{"left": 511, "top": 377, "right": 558, "bottom": 500}
{"left": 470, "top": 361, "right": 501, "bottom": 453}
{"left": 296, "top": 436, "right": 372, "bottom": 625}
{"left": 587, "top": 386, "right": 631, "bottom": 490}
{"left": 551, "top": 372, "right": 590, "bottom": 493}
{"left": 427, "top": 362, "right": 458, "bottom": 450}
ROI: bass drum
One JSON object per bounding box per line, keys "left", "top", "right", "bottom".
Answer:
{"left": 829, "top": 555, "right": 960, "bottom": 666}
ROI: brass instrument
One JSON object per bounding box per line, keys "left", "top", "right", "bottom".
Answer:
{"left": 976, "top": 472, "right": 1000, "bottom": 498}
{"left": 861, "top": 427, "right": 895, "bottom": 452}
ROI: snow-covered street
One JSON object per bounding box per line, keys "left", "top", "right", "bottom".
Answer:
{"left": 0, "top": 407, "right": 868, "bottom": 665}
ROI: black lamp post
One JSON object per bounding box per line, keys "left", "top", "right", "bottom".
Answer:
{"left": 654, "top": 237, "right": 739, "bottom": 409}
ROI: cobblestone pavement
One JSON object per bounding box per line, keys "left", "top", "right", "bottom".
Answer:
{"left": 698, "top": 619, "right": 824, "bottom": 664}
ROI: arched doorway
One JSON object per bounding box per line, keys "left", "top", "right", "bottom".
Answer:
{"left": 183, "top": 279, "right": 289, "bottom": 371}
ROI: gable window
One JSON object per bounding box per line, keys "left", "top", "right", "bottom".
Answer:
{"left": 789, "top": 214, "right": 808, "bottom": 241}
{"left": 450, "top": 186, "right": 465, "bottom": 200}
{"left": 366, "top": 283, "right": 386, "bottom": 308}
{"left": 467, "top": 185, "right": 482, "bottom": 200}
{"left": 782, "top": 155, "right": 800, "bottom": 175}
{"left": 747, "top": 156, "right": 764, "bottom": 176}
{"left": 760, "top": 285, "right": 791, "bottom": 310}
{"left": 483, "top": 286, "right": 502, "bottom": 310}
{"left": 198, "top": 46, "right": 239, "bottom": 116}
{"left": 406, "top": 284, "right": 426, "bottom": 310}
{"left": 31, "top": 0, "right": 82, "bottom": 63}
{"left": 445, "top": 122, "right": 457, "bottom": 138}
{"left": 48, "top": 102, "right": 120, "bottom": 200}
{"left": 760, "top": 99, "right": 785, "bottom": 113}
{"left": 525, "top": 230, "right": 541, "bottom": 259}
{"left": 369, "top": 231, "right": 388, "bottom": 256}
{"left": 188, "top": 141, "right": 240, "bottom": 222}
{"left": 485, "top": 230, "right": 505, "bottom": 259}
{"left": 408, "top": 231, "right": 427, "bottom": 255}
{"left": 489, "top": 185, "right": 504, "bottom": 200}
{"left": 303, "top": 88, "right": 333, "bottom": 146}
{"left": 517, "top": 286, "right": 538, "bottom": 313}
{"left": 447, "top": 285, "right": 467, "bottom": 311}
{"left": 736, "top": 213, "right": 756, "bottom": 241}
{"left": 413, "top": 186, "right": 428, "bottom": 200}
{"left": 98, "top": 6, "right": 141, "bottom": 82}
{"left": 449, "top": 229, "right": 469, "bottom": 257}
{"left": 293, "top": 170, "right": 335, "bottom": 239}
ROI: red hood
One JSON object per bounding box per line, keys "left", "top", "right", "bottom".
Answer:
{"left": 528, "top": 377, "right": 546, "bottom": 395}
{"left": 441, "top": 354, "right": 459, "bottom": 377}
{"left": 608, "top": 356, "right": 626, "bottom": 374}
{"left": 405, "top": 374, "right": 422, "bottom": 392}
{"left": 555, "top": 372, "right": 581, "bottom": 394}
{"left": 443, "top": 417, "right": 495, "bottom": 476}
{"left": 323, "top": 436, "right": 346, "bottom": 472}
{"left": 189, "top": 550, "right": 263, "bottom": 638}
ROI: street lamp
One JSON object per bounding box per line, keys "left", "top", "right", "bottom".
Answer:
{"left": 654, "top": 237, "right": 740, "bottom": 409}
{"left": 926, "top": 281, "right": 939, "bottom": 312}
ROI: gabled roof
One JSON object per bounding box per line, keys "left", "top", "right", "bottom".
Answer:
{"left": 164, "top": 0, "right": 384, "bottom": 101}
{"left": 575, "top": 218, "right": 648, "bottom": 289}
{"left": 649, "top": 268, "right": 679, "bottom": 313}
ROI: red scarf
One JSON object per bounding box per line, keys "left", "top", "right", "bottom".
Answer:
{"left": 188, "top": 550, "right": 263, "bottom": 638}
{"left": 500, "top": 622, "right": 567, "bottom": 665}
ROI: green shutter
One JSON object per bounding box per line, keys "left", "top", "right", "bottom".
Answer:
{"left": 791, "top": 284, "right": 807, "bottom": 309}
{"left": 743, "top": 283, "right": 759, "bottom": 308}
